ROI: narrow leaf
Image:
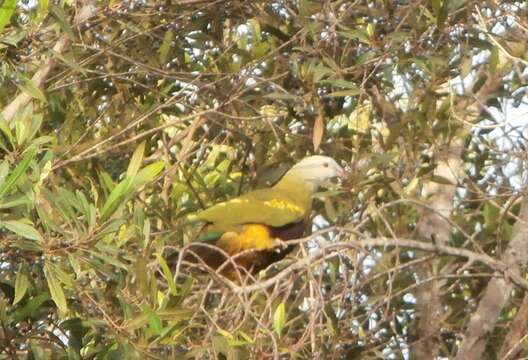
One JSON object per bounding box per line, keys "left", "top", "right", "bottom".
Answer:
{"left": 0, "top": 119, "right": 15, "bottom": 148}
{"left": 0, "top": 29, "right": 26, "bottom": 46}
{"left": 50, "top": 49, "right": 85, "bottom": 75}
{"left": 133, "top": 161, "right": 165, "bottom": 188}
{"left": 50, "top": 5, "right": 74, "bottom": 39}
{"left": 338, "top": 29, "right": 370, "bottom": 44}
{"left": 44, "top": 263, "right": 68, "bottom": 312}
{"left": 273, "top": 303, "right": 286, "bottom": 337}
{"left": 312, "top": 113, "right": 324, "bottom": 151}
{"left": 136, "top": 257, "right": 149, "bottom": 294}
{"left": 328, "top": 89, "right": 361, "bottom": 97}
{"left": 320, "top": 79, "right": 360, "bottom": 90}
{"left": 489, "top": 46, "right": 499, "bottom": 74}
{"left": 264, "top": 92, "right": 298, "bottom": 100}
{"left": 155, "top": 253, "right": 178, "bottom": 296}
{"left": 1, "top": 220, "right": 42, "bottom": 241}
{"left": 13, "top": 271, "right": 29, "bottom": 305}
{"left": 0, "top": 161, "right": 8, "bottom": 189}
{"left": 0, "top": 148, "right": 36, "bottom": 198}
{"left": 100, "top": 176, "right": 134, "bottom": 221}
{"left": 0, "top": 0, "right": 17, "bottom": 34}
{"left": 126, "top": 141, "right": 145, "bottom": 178}
{"left": 86, "top": 249, "right": 128, "bottom": 270}
{"left": 158, "top": 29, "right": 173, "bottom": 65}
{"left": 34, "top": 0, "right": 49, "bottom": 24}
{"left": 13, "top": 293, "right": 49, "bottom": 323}
{"left": 144, "top": 306, "right": 163, "bottom": 335}
{"left": 16, "top": 75, "right": 47, "bottom": 103}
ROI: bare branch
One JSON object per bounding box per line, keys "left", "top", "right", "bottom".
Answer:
{"left": 499, "top": 293, "right": 528, "bottom": 360}
{"left": 455, "top": 199, "right": 528, "bottom": 360}
{"left": 222, "top": 233, "right": 528, "bottom": 294}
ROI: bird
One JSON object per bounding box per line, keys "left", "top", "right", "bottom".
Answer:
{"left": 185, "top": 155, "right": 347, "bottom": 278}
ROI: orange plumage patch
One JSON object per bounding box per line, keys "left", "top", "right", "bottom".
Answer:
{"left": 215, "top": 224, "right": 275, "bottom": 255}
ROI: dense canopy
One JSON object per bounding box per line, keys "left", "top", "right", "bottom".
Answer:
{"left": 0, "top": 0, "right": 528, "bottom": 359}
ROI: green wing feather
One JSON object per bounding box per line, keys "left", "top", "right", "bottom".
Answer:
{"left": 193, "top": 187, "right": 307, "bottom": 229}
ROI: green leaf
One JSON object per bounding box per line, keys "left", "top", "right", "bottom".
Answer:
{"left": 0, "top": 195, "right": 34, "bottom": 209}
{"left": 158, "top": 29, "right": 173, "bottom": 65}
{"left": 299, "top": 0, "right": 319, "bottom": 19}
{"left": 0, "top": 148, "right": 35, "bottom": 198}
{"left": 34, "top": 0, "right": 49, "bottom": 25}
{"left": 484, "top": 202, "right": 500, "bottom": 229}
{"left": 99, "top": 170, "right": 115, "bottom": 193}
{"left": 273, "top": 302, "right": 286, "bottom": 337}
{"left": 320, "top": 79, "right": 360, "bottom": 90}
{"left": 126, "top": 141, "right": 145, "bottom": 178}
{"left": 489, "top": 46, "right": 499, "bottom": 74}
{"left": 52, "top": 264, "right": 75, "bottom": 288}
{"left": 0, "top": 0, "right": 17, "bottom": 34}
{"left": 264, "top": 92, "right": 298, "bottom": 100}
{"left": 86, "top": 249, "right": 129, "bottom": 270}
{"left": 97, "top": 219, "right": 126, "bottom": 238}
{"left": 468, "top": 36, "right": 493, "bottom": 50}
{"left": 431, "top": 0, "right": 442, "bottom": 13}
{"left": 143, "top": 306, "right": 163, "bottom": 335}
{"left": 135, "top": 257, "right": 149, "bottom": 294}
{"left": 133, "top": 161, "right": 165, "bottom": 188}
{"left": 13, "top": 293, "right": 50, "bottom": 323}
{"left": 328, "top": 89, "right": 361, "bottom": 97}
{"left": 100, "top": 176, "right": 134, "bottom": 221}
{"left": 249, "top": 18, "right": 261, "bottom": 42}
{"left": 436, "top": 1, "right": 448, "bottom": 28}
{"left": 50, "top": 5, "right": 74, "bottom": 40}
{"left": 13, "top": 270, "right": 29, "bottom": 305}
{"left": 324, "top": 304, "right": 339, "bottom": 336}
{"left": 30, "top": 341, "right": 46, "bottom": 360}
{"left": 0, "top": 29, "right": 26, "bottom": 46}
{"left": 155, "top": 253, "right": 178, "bottom": 296}
{"left": 16, "top": 75, "right": 47, "bottom": 103}
{"left": 431, "top": 174, "right": 456, "bottom": 185}
{"left": 366, "top": 152, "right": 397, "bottom": 170}
{"left": 14, "top": 239, "right": 43, "bottom": 252}
{"left": 124, "top": 308, "right": 192, "bottom": 330}
{"left": 338, "top": 28, "right": 370, "bottom": 44}
{"left": 142, "top": 217, "right": 150, "bottom": 250}
{"left": 0, "top": 161, "right": 8, "bottom": 189}
{"left": 44, "top": 263, "right": 68, "bottom": 313}
{"left": 0, "top": 119, "right": 15, "bottom": 148}
{"left": 49, "top": 49, "right": 86, "bottom": 75}
{"left": 14, "top": 102, "right": 34, "bottom": 145}
{"left": 1, "top": 219, "right": 42, "bottom": 241}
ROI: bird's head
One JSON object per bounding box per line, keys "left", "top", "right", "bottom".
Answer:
{"left": 283, "top": 155, "right": 348, "bottom": 189}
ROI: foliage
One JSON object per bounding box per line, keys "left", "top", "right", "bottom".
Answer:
{"left": 0, "top": 0, "right": 527, "bottom": 359}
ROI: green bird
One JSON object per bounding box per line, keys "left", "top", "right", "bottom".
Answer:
{"left": 186, "top": 155, "right": 347, "bottom": 278}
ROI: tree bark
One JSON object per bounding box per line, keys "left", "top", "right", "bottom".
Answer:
{"left": 409, "top": 142, "right": 464, "bottom": 358}
{"left": 410, "top": 62, "right": 503, "bottom": 358}
{"left": 498, "top": 293, "right": 528, "bottom": 360}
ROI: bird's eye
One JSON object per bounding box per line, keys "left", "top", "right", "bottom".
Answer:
{"left": 323, "top": 162, "right": 329, "bottom": 168}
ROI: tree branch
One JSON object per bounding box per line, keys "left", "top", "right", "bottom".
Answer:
{"left": 220, "top": 233, "right": 528, "bottom": 294}
{"left": 455, "top": 199, "right": 528, "bottom": 360}
{"left": 498, "top": 293, "right": 528, "bottom": 360}
{"left": 409, "top": 139, "right": 464, "bottom": 358}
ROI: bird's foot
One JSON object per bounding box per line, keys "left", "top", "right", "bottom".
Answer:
{"left": 272, "top": 238, "right": 288, "bottom": 249}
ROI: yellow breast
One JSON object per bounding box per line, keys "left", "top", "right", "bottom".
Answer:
{"left": 215, "top": 224, "right": 275, "bottom": 255}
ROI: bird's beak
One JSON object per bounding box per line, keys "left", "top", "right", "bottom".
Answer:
{"left": 337, "top": 168, "right": 349, "bottom": 179}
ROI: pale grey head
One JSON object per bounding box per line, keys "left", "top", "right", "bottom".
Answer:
{"left": 279, "top": 155, "right": 347, "bottom": 189}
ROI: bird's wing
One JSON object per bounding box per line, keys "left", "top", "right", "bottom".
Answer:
{"left": 193, "top": 187, "right": 307, "bottom": 229}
